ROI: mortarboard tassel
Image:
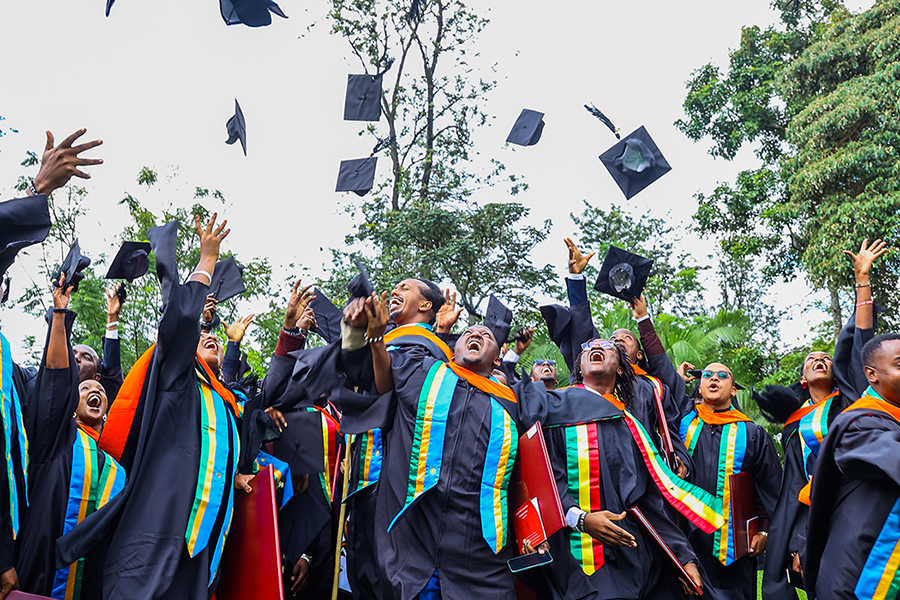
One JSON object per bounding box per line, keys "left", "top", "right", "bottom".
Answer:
{"left": 585, "top": 104, "right": 620, "bottom": 139}
{"left": 371, "top": 135, "right": 396, "bottom": 156}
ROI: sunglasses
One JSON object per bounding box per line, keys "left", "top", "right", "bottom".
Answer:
{"left": 581, "top": 340, "right": 616, "bottom": 351}
{"left": 533, "top": 359, "right": 556, "bottom": 366}
{"left": 701, "top": 370, "right": 732, "bottom": 380}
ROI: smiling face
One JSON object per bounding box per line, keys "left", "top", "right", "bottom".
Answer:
{"left": 454, "top": 325, "right": 501, "bottom": 376}
{"left": 197, "top": 332, "right": 224, "bottom": 373}
{"left": 698, "top": 363, "right": 737, "bottom": 408}
{"left": 389, "top": 279, "right": 434, "bottom": 325}
{"left": 610, "top": 329, "right": 642, "bottom": 364}
{"left": 76, "top": 379, "right": 108, "bottom": 429}
{"left": 73, "top": 344, "right": 101, "bottom": 382}
{"left": 579, "top": 339, "right": 622, "bottom": 384}
{"left": 801, "top": 351, "right": 834, "bottom": 388}
{"left": 530, "top": 360, "right": 558, "bottom": 387}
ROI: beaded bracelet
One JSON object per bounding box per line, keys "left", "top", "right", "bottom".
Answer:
{"left": 856, "top": 300, "right": 874, "bottom": 307}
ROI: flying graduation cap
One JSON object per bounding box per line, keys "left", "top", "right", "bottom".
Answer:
{"left": 335, "top": 157, "right": 377, "bottom": 196}
{"left": 506, "top": 109, "right": 545, "bottom": 147}
{"left": 225, "top": 99, "right": 247, "bottom": 156}
{"left": 593, "top": 245, "right": 653, "bottom": 302}
{"left": 347, "top": 257, "right": 374, "bottom": 299}
{"left": 209, "top": 256, "right": 247, "bottom": 303}
{"left": 0, "top": 194, "right": 51, "bottom": 282}
{"left": 599, "top": 126, "right": 671, "bottom": 199}
{"left": 308, "top": 291, "right": 343, "bottom": 344}
{"left": 106, "top": 241, "right": 151, "bottom": 282}
{"left": 344, "top": 74, "right": 383, "bottom": 122}
{"left": 105, "top": 0, "right": 116, "bottom": 16}
{"left": 483, "top": 294, "right": 514, "bottom": 347}
{"left": 220, "top": 0, "right": 288, "bottom": 27}
{"left": 57, "top": 239, "right": 92, "bottom": 293}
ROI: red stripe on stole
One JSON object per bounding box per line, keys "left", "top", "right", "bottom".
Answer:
{"left": 587, "top": 424, "right": 604, "bottom": 568}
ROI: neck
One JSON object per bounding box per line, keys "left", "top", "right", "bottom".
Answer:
{"left": 583, "top": 374, "right": 615, "bottom": 396}
{"left": 701, "top": 398, "right": 733, "bottom": 412}
{"left": 75, "top": 418, "right": 102, "bottom": 434}
{"left": 456, "top": 358, "right": 494, "bottom": 378}
{"left": 808, "top": 382, "right": 834, "bottom": 404}
{"left": 394, "top": 314, "right": 431, "bottom": 327}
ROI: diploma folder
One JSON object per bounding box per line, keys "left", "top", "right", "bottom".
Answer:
{"left": 219, "top": 465, "right": 285, "bottom": 600}
{"left": 628, "top": 506, "right": 703, "bottom": 596}
{"left": 729, "top": 471, "right": 759, "bottom": 561}
{"left": 511, "top": 423, "right": 566, "bottom": 551}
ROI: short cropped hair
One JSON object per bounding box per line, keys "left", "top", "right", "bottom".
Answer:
{"left": 416, "top": 278, "right": 445, "bottom": 324}
{"left": 862, "top": 333, "right": 900, "bottom": 368}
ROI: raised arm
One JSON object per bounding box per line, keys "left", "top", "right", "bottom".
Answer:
{"left": 364, "top": 292, "right": 394, "bottom": 395}
{"left": 100, "top": 286, "right": 124, "bottom": 403}
{"left": 28, "top": 129, "right": 103, "bottom": 197}
{"left": 222, "top": 313, "right": 255, "bottom": 384}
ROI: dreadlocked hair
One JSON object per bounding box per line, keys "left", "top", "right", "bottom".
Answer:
{"left": 572, "top": 343, "right": 636, "bottom": 407}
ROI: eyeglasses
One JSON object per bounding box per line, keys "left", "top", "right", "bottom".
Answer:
{"left": 701, "top": 370, "right": 732, "bottom": 380}
{"left": 533, "top": 359, "right": 556, "bottom": 366}
{"left": 581, "top": 340, "right": 616, "bottom": 351}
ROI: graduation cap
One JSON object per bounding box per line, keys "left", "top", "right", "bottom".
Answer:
{"left": 593, "top": 245, "right": 653, "bottom": 302}
{"left": 598, "top": 126, "right": 672, "bottom": 199}
{"left": 106, "top": 241, "right": 151, "bottom": 282}
{"left": 209, "top": 256, "right": 246, "bottom": 303}
{"left": 688, "top": 369, "right": 745, "bottom": 391}
{"left": 105, "top": 0, "right": 116, "bottom": 16}
{"left": 57, "top": 239, "right": 91, "bottom": 293}
{"left": 347, "top": 257, "right": 374, "bottom": 299}
{"left": 344, "top": 74, "right": 383, "bottom": 122}
{"left": 220, "top": 0, "right": 287, "bottom": 27}
{"left": 309, "top": 291, "right": 343, "bottom": 344}
{"left": 506, "top": 109, "right": 544, "bottom": 147}
{"left": 336, "top": 157, "right": 377, "bottom": 197}
{"left": 1, "top": 276, "right": 10, "bottom": 305}
{"left": 483, "top": 294, "right": 513, "bottom": 347}
{"left": 225, "top": 99, "right": 247, "bottom": 156}
{"left": 0, "top": 194, "right": 51, "bottom": 281}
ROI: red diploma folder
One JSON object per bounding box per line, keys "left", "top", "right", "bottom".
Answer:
{"left": 729, "top": 471, "right": 759, "bottom": 561}
{"left": 218, "top": 465, "right": 285, "bottom": 600}
{"left": 628, "top": 506, "right": 703, "bottom": 596}
{"left": 511, "top": 422, "right": 565, "bottom": 553}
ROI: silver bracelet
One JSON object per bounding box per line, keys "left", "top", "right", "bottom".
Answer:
{"left": 27, "top": 180, "right": 40, "bottom": 196}
{"left": 300, "top": 553, "right": 313, "bottom": 563}
{"left": 365, "top": 334, "right": 384, "bottom": 345}
{"left": 192, "top": 269, "right": 213, "bottom": 283}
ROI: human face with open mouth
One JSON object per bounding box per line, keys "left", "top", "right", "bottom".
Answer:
{"left": 454, "top": 325, "right": 501, "bottom": 375}
{"left": 579, "top": 339, "right": 621, "bottom": 381}
{"left": 76, "top": 379, "right": 109, "bottom": 430}
{"left": 698, "top": 363, "right": 736, "bottom": 408}
{"left": 801, "top": 351, "right": 834, "bottom": 388}
{"left": 531, "top": 360, "right": 558, "bottom": 385}
{"left": 389, "top": 279, "right": 432, "bottom": 325}
{"left": 610, "top": 329, "right": 642, "bottom": 365}
{"left": 197, "top": 331, "right": 224, "bottom": 373}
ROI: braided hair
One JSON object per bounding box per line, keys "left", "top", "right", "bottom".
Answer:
{"left": 572, "top": 342, "right": 636, "bottom": 407}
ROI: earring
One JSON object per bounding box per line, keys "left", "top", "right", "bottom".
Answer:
{"left": 103, "top": 414, "right": 108, "bottom": 422}
{"left": 72, "top": 412, "right": 77, "bottom": 419}
{"left": 801, "top": 381, "right": 808, "bottom": 389}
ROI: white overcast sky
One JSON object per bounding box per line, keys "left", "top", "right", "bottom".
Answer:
{"left": 0, "top": 0, "right": 875, "bottom": 357}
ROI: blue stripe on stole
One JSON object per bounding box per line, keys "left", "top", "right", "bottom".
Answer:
{"left": 479, "top": 398, "right": 516, "bottom": 554}
{"left": 855, "top": 497, "right": 900, "bottom": 600}
{"left": 0, "top": 333, "right": 26, "bottom": 534}
{"left": 255, "top": 450, "right": 294, "bottom": 509}
{"left": 193, "top": 381, "right": 235, "bottom": 557}
{"left": 680, "top": 410, "right": 697, "bottom": 445}
{"left": 723, "top": 422, "right": 748, "bottom": 566}
{"left": 51, "top": 431, "right": 90, "bottom": 600}
{"left": 208, "top": 407, "right": 240, "bottom": 587}
{"left": 368, "top": 428, "right": 383, "bottom": 485}
{"left": 421, "top": 369, "right": 458, "bottom": 493}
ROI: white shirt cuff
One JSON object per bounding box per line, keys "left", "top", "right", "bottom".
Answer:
{"left": 566, "top": 273, "right": 585, "bottom": 281}
{"left": 566, "top": 507, "right": 586, "bottom": 529}
{"left": 503, "top": 349, "right": 520, "bottom": 363}
{"left": 105, "top": 329, "right": 119, "bottom": 340}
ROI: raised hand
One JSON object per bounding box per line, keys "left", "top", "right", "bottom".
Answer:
{"left": 223, "top": 313, "right": 255, "bottom": 344}
{"left": 194, "top": 212, "right": 230, "bottom": 263}
{"left": 296, "top": 307, "right": 317, "bottom": 331}
{"left": 106, "top": 286, "right": 123, "bottom": 317}
{"left": 678, "top": 362, "right": 696, "bottom": 384}
{"left": 31, "top": 129, "right": 103, "bottom": 196}
{"left": 435, "top": 289, "right": 464, "bottom": 333}
{"left": 365, "top": 292, "right": 391, "bottom": 340}
{"left": 843, "top": 238, "right": 888, "bottom": 279}
{"left": 284, "top": 278, "right": 315, "bottom": 328}
{"left": 201, "top": 294, "right": 218, "bottom": 324}
{"left": 52, "top": 272, "right": 73, "bottom": 310}
{"left": 344, "top": 297, "right": 369, "bottom": 330}
{"left": 565, "top": 237, "right": 595, "bottom": 275}
{"left": 514, "top": 327, "right": 536, "bottom": 355}
{"left": 630, "top": 295, "right": 649, "bottom": 320}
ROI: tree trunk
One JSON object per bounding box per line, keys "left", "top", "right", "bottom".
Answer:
{"left": 828, "top": 282, "right": 842, "bottom": 341}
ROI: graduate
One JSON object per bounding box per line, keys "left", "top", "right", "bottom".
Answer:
{"left": 71, "top": 286, "right": 125, "bottom": 405}
{"left": 518, "top": 338, "right": 708, "bottom": 599}
{"left": 56, "top": 214, "right": 250, "bottom": 600}
{"left": 16, "top": 274, "right": 125, "bottom": 600}
{"left": 803, "top": 333, "right": 900, "bottom": 598}
{"left": 759, "top": 238, "right": 887, "bottom": 600}
{"left": 679, "top": 364, "right": 782, "bottom": 600}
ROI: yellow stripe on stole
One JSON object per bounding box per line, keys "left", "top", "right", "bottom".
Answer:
{"left": 98, "top": 461, "right": 119, "bottom": 508}
{"left": 187, "top": 382, "right": 219, "bottom": 552}
{"left": 413, "top": 366, "right": 448, "bottom": 497}
{"left": 575, "top": 427, "right": 594, "bottom": 573}
{"left": 873, "top": 538, "right": 900, "bottom": 600}
{"left": 491, "top": 411, "right": 513, "bottom": 548}
{"left": 684, "top": 419, "right": 699, "bottom": 451}
{"left": 66, "top": 430, "right": 94, "bottom": 599}
{"left": 362, "top": 433, "right": 374, "bottom": 484}
{"left": 321, "top": 414, "right": 332, "bottom": 497}
{"left": 717, "top": 425, "right": 739, "bottom": 564}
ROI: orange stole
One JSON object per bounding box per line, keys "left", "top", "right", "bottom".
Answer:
{"left": 696, "top": 403, "right": 753, "bottom": 425}
{"left": 447, "top": 361, "right": 516, "bottom": 403}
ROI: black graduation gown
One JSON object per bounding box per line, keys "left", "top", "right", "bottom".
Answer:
{"left": 684, "top": 416, "right": 781, "bottom": 600}
{"left": 340, "top": 345, "right": 526, "bottom": 600}
{"left": 762, "top": 310, "right": 873, "bottom": 600}
{"left": 56, "top": 275, "right": 240, "bottom": 600}
{"left": 804, "top": 402, "right": 900, "bottom": 599}
{"left": 99, "top": 335, "right": 123, "bottom": 405}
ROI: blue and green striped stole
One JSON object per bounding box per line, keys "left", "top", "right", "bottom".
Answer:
{"left": 0, "top": 332, "right": 28, "bottom": 538}
{"left": 254, "top": 450, "right": 293, "bottom": 508}
{"left": 388, "top": 361, "right": 518, "bottom": 554}
{"left": 52, "top": 425, "right": 125, "bottom": 600}
{"left": 346, "top": 428, "right": 383, "bottom": 500}
{"left": 798, "top": 390, "right": 838, "bottom": 481}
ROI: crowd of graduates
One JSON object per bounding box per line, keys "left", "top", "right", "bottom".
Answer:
{"left": 2, "top": 128, "right": 900, "bottom": 600}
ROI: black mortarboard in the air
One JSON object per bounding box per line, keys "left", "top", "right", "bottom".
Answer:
{"left": 106, "top": 241, "right": 151, "bottom": 282}
{"left": 209, "top": 256, "right": 246, "bottom": 303}
{"left": 105, "top": 0, "right": 116, "bottom": 17}
{"left": 506, "top": 109, "right": 545, "bottom": 147}
{"left": 593, "top": 245, "right": 653, "bottom": 302}
{"left": 0, "top": 194, "right": 51, "bottom": 281}
{"left": 225, "top": 99, "right": 247, "bottom": 156}
{"left": 1, "top": 276, "right": 10, "bottom": 305}
{"left": 57, "top": 239, "right": 91, "bottom": 293}
{"left": 599, "top": 126, "right": 671, "bottom": 199}
{"left": 348, "top": 257, "right": 374, "bottom": 299}
{"left": 309, "top": 291, "right": 343, "bottom": 344}
{"left": 344, "top": 74, "right": 383, "bottom": 122}
{"left": 540, "top": 304, "right": 575, "bottom": 372}
{"left": 220, "top": 0, "right": 287, "bottom": 27}
{"left": 484, "top": 294, "right": 513, "bottom": 346}
{"left": 336, "top": 157, "right": 377, "bottom": 196}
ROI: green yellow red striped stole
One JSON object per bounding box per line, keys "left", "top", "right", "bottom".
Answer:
{"left": 563, "top": 423, "right": 605, "bottom": 575}
{"left": 680, "top": 404, "right": 751, "bottom": 565}
{"left": 52, "top": 425, "right": 125, "bottom": 600}
{"left": 0, "top": 332, "right": 28, "bottom": 538}
{"left": 346, "top": 428, "right": 383, "bottom": 499}
{"left": 254, "top": 450, "right": 294, "bottom": 509}
{"left": 185, "top": 370, "right": 241, "bottom": 588}
{"left": 389, "top": 361, "right": 518, "bottom": 553}
{"left": 309, "top": 405, "right": 341, "bottom": 507}
{"left": 384, "top": 324, "right": 453, "bottom": 361}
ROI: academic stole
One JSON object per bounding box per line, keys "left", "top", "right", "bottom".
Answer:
{"left": 563, "top": 423, "right": 605, "bottom": 575}
{"left": 346, "top": 428, "right": 383, "bottom": 500}
{"left": 254, "top": 450, "right": 294, "bottom": 509}
{"left": 308, "top": 405, "right": 341, "bottom": 507}
{"left": 52, "top": 426, "right": 126, "bottom": 600}
{"left": 681, "top": 405, "right": 752, "bottom": 566}
{"left": 789, "top": 389, "right": 840, "bottom": 505}
{"left": 185, "top": 370, "right": 241, "bottom": 587}
{"left": 388, "top": 361, "right": 518, "bottom": 554}
{"left": 842, "top": 390, "right": 900, "bottom": 600}
{"left": 0, "top": 332, "right": 28, "bottom": 537}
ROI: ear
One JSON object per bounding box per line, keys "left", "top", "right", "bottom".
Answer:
{"left": 617, "top": 366, "right": 623, "bottom": 376}
{"left": 93, "top": 373, "right": 101, "bottom": 381}
{"left": 865, "top": 365, "right": 878, "bottom": 385}
{"left": 636, "top": 349, "right": 644, "bottom": 362}
{"left": 799, "top": 377, "right": 807, "bottom": 386}
{"left": 419, "top": 300, "right": 433, "bottom": 314}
